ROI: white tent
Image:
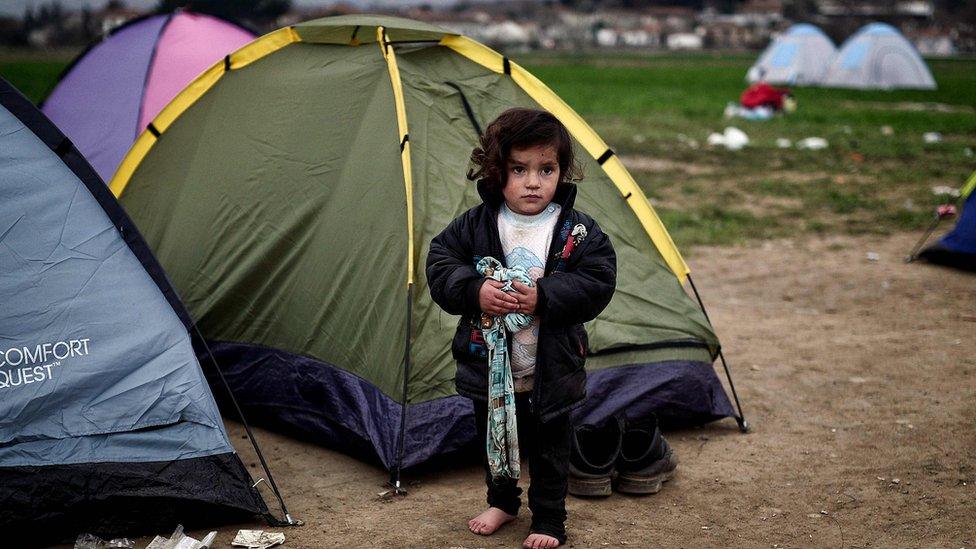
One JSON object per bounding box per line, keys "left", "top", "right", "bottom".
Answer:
{"left": 821, "top": 23, "right": 936, "bottom": 90}
{"left": 747, "top": 24, "right": 836, "bottom": 86}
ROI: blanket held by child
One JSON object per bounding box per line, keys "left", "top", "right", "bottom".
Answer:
{"left": 476, "top": 256, "right": 534, "bottom": 482}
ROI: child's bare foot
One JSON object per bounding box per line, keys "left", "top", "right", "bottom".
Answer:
{"left": 468, "top": 507, "right": 516, "bottom": 535}
{"left": 523, "top": 532, "right": 561, "bottom": 548}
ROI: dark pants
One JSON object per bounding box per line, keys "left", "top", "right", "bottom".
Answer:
{"left": 472, "top": 391, "right": 572, "bottom": 544}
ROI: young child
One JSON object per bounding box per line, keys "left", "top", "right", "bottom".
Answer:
{"left": 426, "top": 108, "right": 617, "bottom": 549}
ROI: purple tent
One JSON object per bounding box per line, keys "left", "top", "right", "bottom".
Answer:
{"left": 42, "top": 11, "right": 255, "bottom": 182}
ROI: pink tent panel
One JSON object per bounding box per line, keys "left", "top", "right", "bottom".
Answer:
{"left": 139, "top": 12, "right": 255, "bottom": 131}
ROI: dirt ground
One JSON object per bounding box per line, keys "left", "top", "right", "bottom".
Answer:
{"left": 60, "top": 232, "right": 975, "bottom": 548}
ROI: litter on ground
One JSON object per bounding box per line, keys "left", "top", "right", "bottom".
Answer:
{"left": 707, "top": 127, "right": 749, "bottom": 150}
{"left": 676, "top": 133, "right": 700, "bottom": 149}
{"left": 776, "top": 138, "right": 792, "bottom": 148}
{"left": 144, "top": 525, "right": 216, "bottom": 549}
{"left": 724, "top": 102, "right": 774, "bottom": 121}
{"left": 232, "top": 529, "right": 286, "bottom": 549}
{"left": 74, "top": 534, "right": 134, "bottom": 549}
{"left": 796, "top": 137, "right": 828, "bottom": 150}
{"left": 931, "top": 185, "right": 961, "bottom": 197}
{"left": 923, "top": 132, "right": 943, "bottom": 143}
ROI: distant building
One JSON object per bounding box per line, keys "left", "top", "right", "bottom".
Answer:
{"left": 96, "top": 6, "right": 142, "bottom": 36}
{"left": 911, "top": 27, "right": 957, "bottom": 55}
{"left": 699, "top": 10, "right": 781, "bottom": 49}
{"left": 7, "top": 0, "right": 971, "bottom": 54}
{"left": 428, "top": 9, "right": 537, "bottom": 50}
{"left": 620, "top": 28, "right": 657, "bottom": 47}
{"left": 667, "top": 32, "right": 703, "bottom": 50}
{"left": 816, "top": 0, "right": 934, "bottom": 19}
{"left": 739, "top": 0, "right": 785, "bottom": 16}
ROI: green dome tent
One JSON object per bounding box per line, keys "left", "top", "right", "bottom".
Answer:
{"left": 109, "top": 15, "right": 744, "bottom": 480}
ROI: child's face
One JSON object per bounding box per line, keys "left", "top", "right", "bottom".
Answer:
{"left": 502, "top": 144, "right": 560, "bottom": 215}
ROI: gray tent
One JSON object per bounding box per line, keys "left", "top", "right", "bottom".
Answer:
{"left": 747, "top": 23, "right": 836, "bottom": 86}
{"left": 0, "top": 77, "right": 268, "bottom": 545}
{"left": 821, "top": 23, "right": 936, "bottom": 90}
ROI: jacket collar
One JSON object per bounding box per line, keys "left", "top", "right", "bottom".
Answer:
{"left": 477, "top": 180, "right": 577, "bottom": 214}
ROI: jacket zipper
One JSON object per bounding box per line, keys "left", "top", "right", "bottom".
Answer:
{"left": 532, "top": 205, "right": 573, "bottom": 416}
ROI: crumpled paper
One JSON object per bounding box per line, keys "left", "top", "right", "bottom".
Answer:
{"left": 74, "top": 534, "right": 134, "bottom": 548}
{"left": 232, "top": 529, "right": 286, "bottom": 549}
{"left": 144, "top": 525, "right": 216, "bottom": 549}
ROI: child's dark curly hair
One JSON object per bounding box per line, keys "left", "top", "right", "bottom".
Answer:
{"left": 467, "top": 108, "right": 582, "bottom": 196}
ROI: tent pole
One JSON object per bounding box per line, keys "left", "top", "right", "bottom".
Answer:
{"left": 905, "top": 213, "right": 943, "bottom": 263}
{"left": 686, "top": 274, "right": 749, "bottom": 433}
{"left": 389, "top": 283, "right": 414, "bottom": 495}
{"left": 907, "top": 189, "right": 970, "bottom": 263}
{"left": 192, "top": 325, "right": 301, "bottom": 526}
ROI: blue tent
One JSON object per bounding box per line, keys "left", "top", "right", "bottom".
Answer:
{"left": 821, "top": 23, "right": 936, "bottom": 90}
{"left": 746, "top": 23, "right": 836, "bottom": 85}
{"left": 0, "top": 78, "right": 267, "bottom": 545}
{"left": 919, "top": 174, "right": 976, "bottom": 272}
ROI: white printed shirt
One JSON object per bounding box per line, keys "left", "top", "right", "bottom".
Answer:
{"left": 497, "top": 202, "right": 561, "bottom": 392}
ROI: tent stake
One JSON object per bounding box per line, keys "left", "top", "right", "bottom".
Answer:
{"left": 389, "top": 283, "right": 414, "bottom": 495}
{"left": 192, "top": 325, "right": 301, "bottom": 526}
{"left": 686, "top": 274, "right": 749, "bottom": 433}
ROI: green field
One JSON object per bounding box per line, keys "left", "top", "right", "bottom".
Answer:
{"left": 522, "top": 53, "right": 976, "bottom": 246}
{"left": 2, "top": 50, "right": 974, "bottom": 248}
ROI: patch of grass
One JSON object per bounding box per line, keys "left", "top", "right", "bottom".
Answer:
{"left": 0, "top": 60, "right": 67, "bottom": 103}
{"left": 742, "top": 178, "right": 808, "bottom": 198}
{"left": 658, "top": 204, "right": 778, "bottom": 247}
{"left": 879, "top": 208, "right": 937, "bottom": 231}
{"left": 816, "top": 187, "right": 882, "bottom": 214}
{"left": 518, "top": 53, "right": 974, "bottom": 246}
{"left": 806, "top": 220, "right": 829, "bottom": 233}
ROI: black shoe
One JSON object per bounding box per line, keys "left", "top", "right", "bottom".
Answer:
{"left": 614, "top": 414, "right": 677, "bottom": 495}
{"left": 568, "top": 416, "right": 623, "bottom": 497}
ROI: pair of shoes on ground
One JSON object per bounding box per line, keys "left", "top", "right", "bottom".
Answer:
{"left": 568, "top": 414, "right": 677, "bottom": 497}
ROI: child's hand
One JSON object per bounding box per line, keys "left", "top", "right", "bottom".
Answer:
{"left": 510, "top": 281, "right": 537, "bottom": 314}
{"left": 479, "top": 280, "right": 520, "bottom": 316}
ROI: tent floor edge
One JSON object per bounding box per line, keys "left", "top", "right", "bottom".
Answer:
{"left": 0, "top": 452, "right": 267, "bottom": 547}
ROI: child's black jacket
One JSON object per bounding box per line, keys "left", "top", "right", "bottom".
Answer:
{"left": 426, "top": 182, "right": 617, "bottom": 422}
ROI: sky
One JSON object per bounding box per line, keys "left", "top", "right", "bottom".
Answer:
{"left": 2, "top": 0, "right": 464, "bottom": 17}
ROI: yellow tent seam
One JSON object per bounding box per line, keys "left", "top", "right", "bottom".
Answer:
{"left": 439, "top": 34, "right": 690, "bottom": 281}
{"left": 960, "top": 170, "right": 976, "bottom": 200}
{"left": 110, "top": 27, "right": 301, "bottom": 197}
{"left": 378, "top": 26, "right": 416, "bottom": 287}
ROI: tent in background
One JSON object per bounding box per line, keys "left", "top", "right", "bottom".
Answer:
{"left": 0, "top": 77, "right": 267, "bottom": 545}
{"left": 821, "top": 22, "right": 936, "bottom": 90}
{"left": 917, "top": 172, "right": 976, "bottom": 272}
{"left": 41, "top": 10, "right": 255, "bottom": 182}
{"left": 747, "top": 23, "right": 836, "bottom": 86}
{"left": 109, "top": 15, "right": 743, "bottom": 478}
